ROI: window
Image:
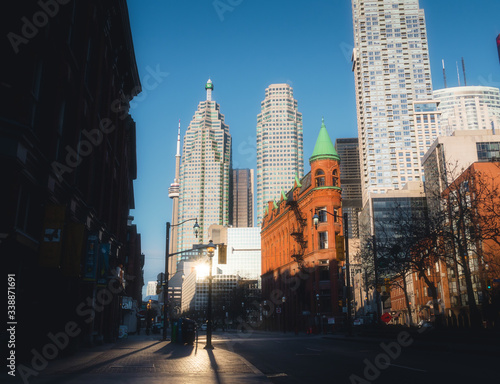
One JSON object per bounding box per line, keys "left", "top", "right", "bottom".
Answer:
{"left": 317, "top": 207, "right": 327, "bottom": 223}
{"left": 319, "top": 231, "right": 328, "bottom": 249}
{"left": 332, "top": 169, "right": 339, "bottom": 186}
{"left": 476, "top": 142, "right": 500, "bottom": 161}
{"left": 315, "top": 169, "right": 325, "bottom": 187}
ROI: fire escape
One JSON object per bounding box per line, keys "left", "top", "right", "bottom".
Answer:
{"left": 286, "top": 197, "right": 307, "bottom": 267}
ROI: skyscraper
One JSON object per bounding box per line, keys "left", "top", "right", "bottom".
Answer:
{"left": 351, "top": 0, "right": 434, "bottom": 202}
{"left": 335, "top": 138, "right": 362, "bottom": 238}
{"left": 433, "top": 86, "right": 500, "bottom": 135}
{"left": 232, "top": 169, "right": 254, "bottom": 227}
{"left": 177, "top": 79, "right": 232, "bottom": 252}
{"left": 256, "top": 83, "right": 303, "bottom": 225}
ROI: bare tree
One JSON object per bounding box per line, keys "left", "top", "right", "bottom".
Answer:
{"left": 375, "top": 199, "right": 431, "bottom": 327}
{"left": 425, "top": 161, "right": 500, "bottom": 329}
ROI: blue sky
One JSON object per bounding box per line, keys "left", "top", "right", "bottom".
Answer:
{"left": 126, "top": 0, "right": 500, "bottom": 296}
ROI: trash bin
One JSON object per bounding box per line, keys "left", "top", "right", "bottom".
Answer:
{"left": 181, "top": 318, "right": 197, "bottom": 345}
{"left": 171, "top": 322, "right": 177, "bottom": 343}
{"left": 177, "top": 319, "right": 182, "bottom": 343}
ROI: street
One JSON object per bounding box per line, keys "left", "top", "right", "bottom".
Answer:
{"left": 214, "top": 330, "right": 499, "bottom": 383}
{"left": 6, "top": 329, "right": 497, "bottom": 384}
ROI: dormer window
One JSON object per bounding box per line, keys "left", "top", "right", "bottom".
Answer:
{"left": 315, "top": 169, "right": 325, "bottom": 187}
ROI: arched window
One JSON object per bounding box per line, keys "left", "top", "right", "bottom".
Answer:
{"left": 332, "top": 169, "right": 339, "bottom": 187}
{"left": 315, "top": 169, "right": 325, "bottom": 187}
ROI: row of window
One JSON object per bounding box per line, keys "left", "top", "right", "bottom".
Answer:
{"left": 315, "top": 169, "right": 339, "bottom": 187}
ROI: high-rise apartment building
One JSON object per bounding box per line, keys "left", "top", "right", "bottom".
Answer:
{"left": 351, "top": 0, "right": 434, "bottom": 202}
{"left": 232, "top": 169, "right": 254, "bottom": 227}
{"left": 433, "top": 86, "right": 500, "bottom": 135}
{"left": 335, "top": 138, "right": 362, "bottom": 238}
{"left": 177, "top": 79, "right": 232, "bottom": 252}
{"left": 256, "top": 84, "right": 303, "bottom": 225}
{"left": 146, "top": 281, "right": 158, "bottom": 297}
{"left": 413, "top": 100, "right": 441, "bottom": 158}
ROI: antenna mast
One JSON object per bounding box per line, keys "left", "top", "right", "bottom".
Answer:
{"left": 442, "top": 59, "right": 447, "bottom": 88}
{"left": 462, "top": 57, "right": 467, "bottom": 86}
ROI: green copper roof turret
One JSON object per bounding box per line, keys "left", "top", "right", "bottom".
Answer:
{"left": 309, "top": 117, "right": 340, "bottom": 163}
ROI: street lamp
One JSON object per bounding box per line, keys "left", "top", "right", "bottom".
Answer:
{"left": 312, "top": 211, "right": 352, "bottom": 336}
{"left": 205, "top": 239, "right": 216, "bottom": 349}
{"left": 163, "top": 218, "right": 199, "bottom": 341}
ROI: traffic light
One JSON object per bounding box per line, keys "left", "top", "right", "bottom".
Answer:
{"left": 218, "top": 244, "right": 227, "bottom": 264}
{"left": 486, "top": 279, "right": 492, "bottom": 291}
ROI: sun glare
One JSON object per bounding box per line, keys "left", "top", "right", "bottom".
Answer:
{"left": 195, "top": 263, "right": 210, "bottom": 279}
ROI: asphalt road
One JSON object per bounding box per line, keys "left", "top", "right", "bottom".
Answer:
{"left": 212, "top": 330, "right": 499, "bottom": 383}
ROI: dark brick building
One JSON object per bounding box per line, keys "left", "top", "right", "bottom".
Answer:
{"left": 1, "top": 0, "right": 143, "bottom": 356}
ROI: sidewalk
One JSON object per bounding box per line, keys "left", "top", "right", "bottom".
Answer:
{"left": 28, "top": 333, "right": 270, "bottom": 384}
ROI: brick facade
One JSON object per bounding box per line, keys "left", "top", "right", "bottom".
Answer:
{"left": 260, "top": 121, "right": 347, "bottom": 332}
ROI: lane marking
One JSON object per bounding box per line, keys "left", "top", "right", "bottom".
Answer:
{"left": 380, "top": 362, "right": 427, "bottom": 372}
{"left": 267, "top": 373, "right": 288, "bottom": 377}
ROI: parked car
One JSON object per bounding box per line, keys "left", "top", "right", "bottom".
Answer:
{"left": 418, "top": 320, "right": 433, "bottom": 329}
{"left": 353, "top": 318, "right": 363, "bottom": 326}
{"left": 151, "top": 323, "right": 162, "bottom": 334}
{"left": 200, "top": 323, "right": 207, "bottom": 331}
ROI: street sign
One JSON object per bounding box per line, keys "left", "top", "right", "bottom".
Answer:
{"left": 493, "top": 279, "right": 500, "bottom": 283}
{"left": 276, "top": 307, "right": 282, "bottom": 314}
{"left": 381, "top": 312, "right": 392, "bottom": 323}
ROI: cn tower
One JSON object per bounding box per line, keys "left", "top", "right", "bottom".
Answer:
{"left": 168, "top": 120, "right": 181, "bottom": 276}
